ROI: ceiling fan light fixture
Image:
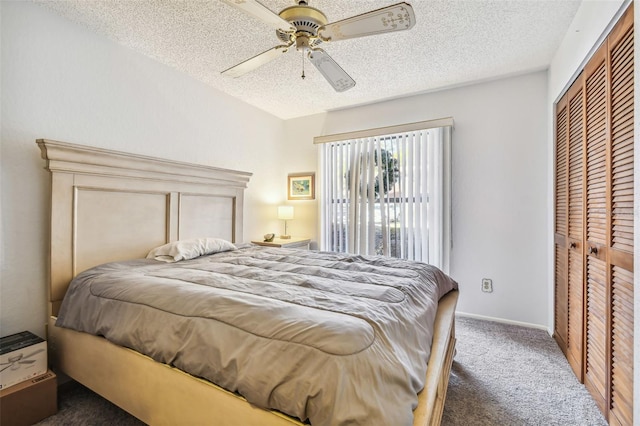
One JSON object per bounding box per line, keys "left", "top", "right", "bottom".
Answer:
{"left": 296, "top": 35, "right": 311, "bottom": 52}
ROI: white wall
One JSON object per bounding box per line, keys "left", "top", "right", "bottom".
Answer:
{"left": 0, "top": 2, "right": 287, "bottom": 339}
{"left": 548, "top": 0, "right": 626, "bottom": 102}
{"left": 284, "top": 72, "right": 550, "bottom": 327}
{"left": 279, "top": 114, "right": 327, "bottom": 249}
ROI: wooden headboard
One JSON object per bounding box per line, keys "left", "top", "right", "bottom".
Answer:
{"left": 38, "top": 139, "right": 251, "bottom": 315}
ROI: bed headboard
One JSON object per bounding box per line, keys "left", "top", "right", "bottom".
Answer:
{"left": 38, "top": 139, "right": 251, "bottom": 316}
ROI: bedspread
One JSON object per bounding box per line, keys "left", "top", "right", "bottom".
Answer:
{"left": 56, "top": 246, "right": 458, "bottom": 426}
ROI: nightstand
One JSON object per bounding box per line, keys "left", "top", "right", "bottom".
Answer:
{"left": 252, "top": 237, "right": 311, "bottom": 250}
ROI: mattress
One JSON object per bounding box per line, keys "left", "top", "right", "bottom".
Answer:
{"left": 56, "top": 246, "right": 458, "bottom": 426}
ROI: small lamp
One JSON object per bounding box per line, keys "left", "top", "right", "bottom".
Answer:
{"left": 278, "top": 206, "right": 294, "bottom": 239}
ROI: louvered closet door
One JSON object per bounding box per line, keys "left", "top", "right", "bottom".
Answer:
{"left": 566, "top": 79, "right": 585, "bottom": 380}
{"left": 584, "top": 41, "right": 609, "bottom": 415}
{"left": 553, "top": 95, "right": 569, "bottom": 355}
{"left": 555, "top": 5, "right": 634, "bottom": 424}
{"left": 554, "top": 75, "right": 586, "bottom": 380}
{"left": 607, "top": 8, "right": 633, "bottom": 425}
{"left": 583, "top": 5, "right": 634, "bottom": 424}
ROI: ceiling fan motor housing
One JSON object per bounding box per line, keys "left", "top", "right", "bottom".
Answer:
{"left": 276, "top": 1, "right": 328, "bottom": 49}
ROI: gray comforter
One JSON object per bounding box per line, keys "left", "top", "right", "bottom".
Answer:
{"left": 56, "top": 246, "right": 458, "bottom": 426}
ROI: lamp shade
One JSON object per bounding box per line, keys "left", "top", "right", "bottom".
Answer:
{"left": 277, "top": 206, "right": 294, "bottom": 220}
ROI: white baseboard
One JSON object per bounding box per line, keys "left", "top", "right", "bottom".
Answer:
{"left": 455, "top": 311, "right": 551, "bottom": 334}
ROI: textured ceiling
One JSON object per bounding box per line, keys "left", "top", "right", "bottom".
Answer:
{"left": 34, "top": 0, "right": 581, "bottom": 119}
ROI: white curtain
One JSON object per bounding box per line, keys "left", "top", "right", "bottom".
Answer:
{"left": 320, "top": 125, "right": 451, "bottom": 272}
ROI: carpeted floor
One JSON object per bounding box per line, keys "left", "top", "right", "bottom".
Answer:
{"left": 36, "top": 316, "right": 606, "bottom": 425}
{"left": 441, "top": 317, "right": 606, "bottom": 425}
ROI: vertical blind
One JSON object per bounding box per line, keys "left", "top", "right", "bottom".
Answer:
{"left": 318, "top": 120, "right": 452, "bottom": 272}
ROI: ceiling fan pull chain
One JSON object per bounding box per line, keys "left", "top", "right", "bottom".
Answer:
{"left": 301, "top": 52, "right": 306, "bottom": 80}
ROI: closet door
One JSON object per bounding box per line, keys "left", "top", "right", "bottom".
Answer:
{"left": 583, "top": 5, "right": 634, "bottom": 423}
{"left": 554, "top": 95, "right": 569, "bottom": 355}
{"left": 566, "top": 79, "right": 586, "bottom": 380}
{"left": 584, "top": 41, "right": 609, "bottom": 416}
{"left": 607, "top": 8, "right": 633, "bottom": 425}
{"left": 555, "top": 5, "right": 634, "bottom": 424}
{"left": 554, "top": 75, "right": 586, "bottom": 381}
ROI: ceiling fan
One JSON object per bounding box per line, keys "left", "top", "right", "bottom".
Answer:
{"left": 220, "top": 0, "right": 416, "bottom": 92}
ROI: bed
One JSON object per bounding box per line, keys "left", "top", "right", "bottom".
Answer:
{"left": 39, "top": 139, "right": 459, "bottom": 426}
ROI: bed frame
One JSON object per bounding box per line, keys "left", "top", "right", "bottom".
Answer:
{"left": 39, "top": 139, "right": 458, "bottom": 426}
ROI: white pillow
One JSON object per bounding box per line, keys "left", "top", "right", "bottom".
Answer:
{"left": 146, "top": 238, "right": 236, "bottom": 263}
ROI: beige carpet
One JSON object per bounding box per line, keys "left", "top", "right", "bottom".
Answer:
{"left": 441, "top": 317, "right": 606, "bottom": 426}
{"left": 36, "top": 316, "right": 607, "bottom": 425}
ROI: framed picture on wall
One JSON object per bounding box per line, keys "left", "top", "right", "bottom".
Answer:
{"left": 288, "top": 173, "right": 315, "bottom": 200}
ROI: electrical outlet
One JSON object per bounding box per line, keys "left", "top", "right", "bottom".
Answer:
{"left": 482, "top": 278, "right": 493, "bottom": 293}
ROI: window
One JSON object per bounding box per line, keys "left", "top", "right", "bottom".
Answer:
{"left": 316, "top": 119, "right": 452, "bottom": 272}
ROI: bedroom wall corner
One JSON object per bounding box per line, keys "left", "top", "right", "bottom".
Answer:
{"left": 0, "top": 1, "right": 286, "bottom": 338}
{"left": 279, "top": 113, "right": 327, "bottom": 249}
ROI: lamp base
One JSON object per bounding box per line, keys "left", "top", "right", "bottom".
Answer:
{"left": 280, "top": 235, "right": 291, "bottom": 239}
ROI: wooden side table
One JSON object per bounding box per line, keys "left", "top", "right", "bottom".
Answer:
{"left": 252, "top": 237, "right": 311, "bottom": 250}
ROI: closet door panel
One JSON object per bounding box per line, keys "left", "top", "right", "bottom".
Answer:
{"left": 554, "top": 96, "right": 569, "bottom": 353}
{"left": 607, "top": 9, "right": 633, "bottom": 425}
{"left": 584, "top": 43, "right": 608, "bottom": 409}
{"left": 610, "top": 21, "right": 635, "bottom": 255}
{"left": 568, "top": 88, "right": 584, "bottom": 244}
{"left": 585, "top": 256, "right": 608, "bottom": 413}
{"left": 567, "top": 249, "right": 583, "bottom": 377}
{"left": 554, "top": 242, "right": 568, "bottom": 351}
{"left": 555, "top": 97, "right": 569, "bottom": 238}
{"left": 610, "top": 266, "right": 633, "bottom": 426}
{"left": 585, "top": 44, "right": 608, "bottom": 252}
{"left": 566, "top": 80, "right": 585, "bottom": 378}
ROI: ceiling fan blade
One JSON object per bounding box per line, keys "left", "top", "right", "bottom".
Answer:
{"left": 308, "top": 49, "right": 356, "bottom": 92}
{"left": 220, "top": 0, "right": 296, "bottom": 32}
{"left": 222, "top": 45, "right": 291, "bottom": 78}
{"left": 318, "top": 2, "right": 415, "bottom": 42}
